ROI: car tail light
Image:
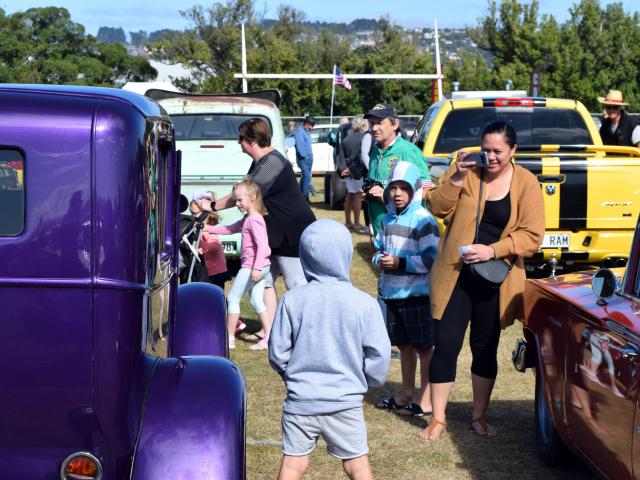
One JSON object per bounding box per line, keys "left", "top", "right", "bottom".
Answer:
{"left": 60, "top": 452, "right": 102, "bottom": 480}
{"left": 494, "top": 98, "right": 534, "bottom": 107}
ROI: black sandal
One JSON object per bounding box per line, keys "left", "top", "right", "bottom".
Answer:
{"left": 395, "top": 402, "right": 426, "bottom": 417}
{"left": 375, "top": 396, "right": 401, "bottom": 411}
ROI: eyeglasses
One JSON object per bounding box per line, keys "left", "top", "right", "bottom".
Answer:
{"left": 605, "top": 105, "right": 621, "bottom": 110}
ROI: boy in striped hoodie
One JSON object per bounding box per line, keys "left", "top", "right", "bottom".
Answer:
{"left": 373, "top": 161, "right": 440, "bottom": 418}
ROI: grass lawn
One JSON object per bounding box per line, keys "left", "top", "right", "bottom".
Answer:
{"left": 232, "top": 177, "right": 594, "bottom": 479}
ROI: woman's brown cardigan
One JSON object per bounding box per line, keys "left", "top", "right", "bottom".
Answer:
{"left": 426, "top": 163, "right": 545, "bottom": 329}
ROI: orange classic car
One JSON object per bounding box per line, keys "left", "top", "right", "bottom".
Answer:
{"left": 517, "top": 215, "right": 640, "bottom": 478}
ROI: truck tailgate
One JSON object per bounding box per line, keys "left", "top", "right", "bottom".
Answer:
{"left": 518, "top": 156, "right": 640, "bottom": 230}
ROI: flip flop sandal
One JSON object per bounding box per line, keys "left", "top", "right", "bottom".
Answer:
{"left": 375, "top": 396, "right": 402, "bottom": 411}
{"left": 419, "top": 417, "right": 447, "bottom": 442}
{"left": 243, "top": 332, "right": 264, "bottom": 341}
{"left": 234, "top": 320, "right": 247, "bottom": 336}
{"left": 471, "top": 416, "right": 497, "bottom": 438}
{"left": 395, "top": 402, "right": 426, "bottom": 417}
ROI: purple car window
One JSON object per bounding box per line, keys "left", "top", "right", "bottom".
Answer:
{"left": 0, "top": 150, "right": 25, "bottom": 236}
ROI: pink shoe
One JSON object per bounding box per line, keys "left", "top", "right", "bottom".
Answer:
{"left": 234, "top": 320, "right": 247, "bottom": 336}
{"left": 249, "top": 336, "right": 269, "bottom": 351}
{"left": 228, "top": 335, "right": 236, "bottom": 349}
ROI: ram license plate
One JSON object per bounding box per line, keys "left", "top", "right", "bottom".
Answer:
{"left": 222, "top": 241, "right": 237, "bottom": 254}
{"left": 541, "top": 234, "right": 569, "bottom": 249}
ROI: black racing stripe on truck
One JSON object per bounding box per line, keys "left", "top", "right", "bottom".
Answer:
{"left": 559, "top": 158, "right": 588, "bottom": 230}
{"left": 518, "top": 145, "right": 590, "bottom": 153}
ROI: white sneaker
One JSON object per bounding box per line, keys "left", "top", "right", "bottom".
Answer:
{"left": 249, "top": 336, "right": 269, "bottom": 351}
{"left": 228, "top": 335, "right": 236, "bottom": 349}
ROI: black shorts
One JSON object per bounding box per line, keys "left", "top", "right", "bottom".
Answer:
{"left": 384, "top": 296, "right": 434, "bottom": 348}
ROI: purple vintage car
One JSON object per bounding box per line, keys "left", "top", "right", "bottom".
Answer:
{"left": 0, "top": 85, "right": 245, "bottom": 479}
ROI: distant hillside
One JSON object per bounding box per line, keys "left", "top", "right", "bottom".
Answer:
{"left": 98, "top": 19, "right": 490, "bottom": 64}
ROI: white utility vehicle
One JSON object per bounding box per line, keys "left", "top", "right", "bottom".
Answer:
{"left": 147, "top": 89, "right": 286, "bottom": 259}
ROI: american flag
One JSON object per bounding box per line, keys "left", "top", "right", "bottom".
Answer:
{"left": 334, "top": 66, "right": 351, "bottom": 90}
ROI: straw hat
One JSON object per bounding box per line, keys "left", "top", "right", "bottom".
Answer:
{"left": 597, "top": 89, "right": 629, "bottom": 106}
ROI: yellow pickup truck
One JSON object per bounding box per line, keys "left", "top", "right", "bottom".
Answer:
{"left": 411, "top": 94, "right": 640, "bottom": 271}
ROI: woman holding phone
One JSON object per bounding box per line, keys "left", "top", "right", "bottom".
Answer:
{"left": 420, "top": 121, "right": 544, "bottom": 441}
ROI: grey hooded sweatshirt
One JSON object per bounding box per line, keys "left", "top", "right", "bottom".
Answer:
{"left": 268, "top": 219, "right": 391, "bottom": 415}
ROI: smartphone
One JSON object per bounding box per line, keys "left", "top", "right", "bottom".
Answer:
{"left": 465, "top": 151, "right": 489, "bottom": 168}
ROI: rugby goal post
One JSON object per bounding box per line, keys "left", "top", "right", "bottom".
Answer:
{"left": 234, "top": 20, "right": 444, "bottom": 103}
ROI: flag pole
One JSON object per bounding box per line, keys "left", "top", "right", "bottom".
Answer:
{"left": 329, "top": 65, "right": 336, "bottom": 125}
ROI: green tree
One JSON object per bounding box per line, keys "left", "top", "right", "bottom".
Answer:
{"left": 560, "top": 0, "right": 640, "bottom": 110}
{"left": 471, "top": 0, "right": 640, "bottom": 110}
{"left": 149, "top": 0, "right": 255, "bottom": 93}
{"left": 0, "top": 7, "right": 155, "bottom": 86}
{"left": 444, "top": 52, "right": 493, "bottom": 92}
{"left": 470, "top": 0, "right": 562, "bottom": 93}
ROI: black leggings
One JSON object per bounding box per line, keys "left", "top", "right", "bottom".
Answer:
{"left": 430, "top": 267, "right": 501, "bottom": 383}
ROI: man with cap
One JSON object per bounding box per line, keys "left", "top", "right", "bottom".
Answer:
{"left": 364, "top": 103, "right": 430, "bottom": 235}
{"left": 598, "top": 89, "right": 640, "bottom": 147}
{"left": 294, "top": 116, "right": 316, "bottom": 201}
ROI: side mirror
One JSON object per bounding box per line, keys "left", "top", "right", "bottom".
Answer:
{"left": 425, "top": 157, "right": 450, "bottom": 182}
{"left": 592, "top": 268, "right": 617, "bottom": 306}
{"left": 179, "top": 194, "right": 189, "bottom": 213}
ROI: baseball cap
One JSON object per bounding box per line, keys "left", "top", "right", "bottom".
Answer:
{"left": 364, "top": 103, "right": 397, "bottom": 120}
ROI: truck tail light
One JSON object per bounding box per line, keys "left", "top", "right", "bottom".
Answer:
{"left": 60, "top": 452, "right": 102, "bottom": 480}
{"left": 495, "top": 98, "right": 534, "bottom": 107}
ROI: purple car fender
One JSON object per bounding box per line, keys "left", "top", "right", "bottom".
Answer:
{"left": 171, "top": 282, "right": 227, "bottom": 357}
{"left": 130, "top": 356, "right": 246, "bottom": 479}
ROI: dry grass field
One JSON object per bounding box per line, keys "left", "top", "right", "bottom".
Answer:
{"left": 232, "top": 178, "right": 595, "bottom": 480}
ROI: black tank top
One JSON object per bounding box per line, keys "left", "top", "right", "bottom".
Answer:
{"left": 477, "top": 194, "right": 511, "bottom": 245}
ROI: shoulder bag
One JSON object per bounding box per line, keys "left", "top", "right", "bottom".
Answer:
{"left": 468, "top": 168, "right": 512, "bottom": 289}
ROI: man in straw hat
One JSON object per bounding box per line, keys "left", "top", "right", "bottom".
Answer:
{"left": 597, "top": 89, "right": 640, "bottom": 147}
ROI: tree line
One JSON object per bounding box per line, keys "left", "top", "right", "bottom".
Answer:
{"left": 1, "top": 0, "right": 639, "bottom": 115}
{"left": 0, "top": 7, "right": 155, "bottom": 86}
{"left": 148, "top": 0, "right": 640, "bottom": 114}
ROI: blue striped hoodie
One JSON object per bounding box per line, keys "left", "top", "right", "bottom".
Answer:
{"left": 372, "top": 161, "right": 440, "bottom": 300}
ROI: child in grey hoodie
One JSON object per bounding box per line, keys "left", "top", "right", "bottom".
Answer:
{"left": 269, "top": 219, "right": 391, "bottom": 480}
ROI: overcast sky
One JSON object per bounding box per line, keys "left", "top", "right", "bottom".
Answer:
{"left": 2, "top": 0, "right": 638, "bottom": 35}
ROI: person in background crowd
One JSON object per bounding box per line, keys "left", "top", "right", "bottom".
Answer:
{"left": 285, "top": 121, "right": 297, "bottom": 149}
{"left": 199, "top": 118, "right": 315, "bottom": 342}
{"left": 597, "top": 89, "right": 640, "bottom": 147}
{"left": 373, "top": 162, "right": 439, "bottom": 419}
{"left": 198, "top": 199, "right": 231, "bottom": 290}
{"left": 205, "top": 178, "right": 271, "bottom": 350}
{"left": 330, "top": 116, "right": 352, "bottom": 152}
{"left": 294, "top": 116, "right": 315, "bottom": 201}
{"left": 269, "top": 219, "right": 390, "bottom": 480}
{"left": 364, "top": 103, "right": 430, "bottom": 236}
{"left": 421, "top": 121, "right": 544, "bottom": 441}
{"left": 339, "top": 115, "right": 368, "bottom": 233}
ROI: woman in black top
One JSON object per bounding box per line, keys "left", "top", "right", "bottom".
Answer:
{"left": 205, "top": 118, "right": 315, "bottom": 335}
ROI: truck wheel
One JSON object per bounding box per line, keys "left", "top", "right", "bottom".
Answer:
{"left": 324, "top": 173, "right": 331, "bottom": 204}
{"left": 329, "top": 171, "right": 346, "bottom": 210}
{"left": 534, "top": 366, "right": 566, "bottom": 466}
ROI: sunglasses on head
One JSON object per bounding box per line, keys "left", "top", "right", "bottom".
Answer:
{"left": 605, "top": 105, "right": 621, "bottom": 110}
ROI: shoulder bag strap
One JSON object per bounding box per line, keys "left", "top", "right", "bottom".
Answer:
{"left": 474, "top": 168, "right": 485, "bottom": 243}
